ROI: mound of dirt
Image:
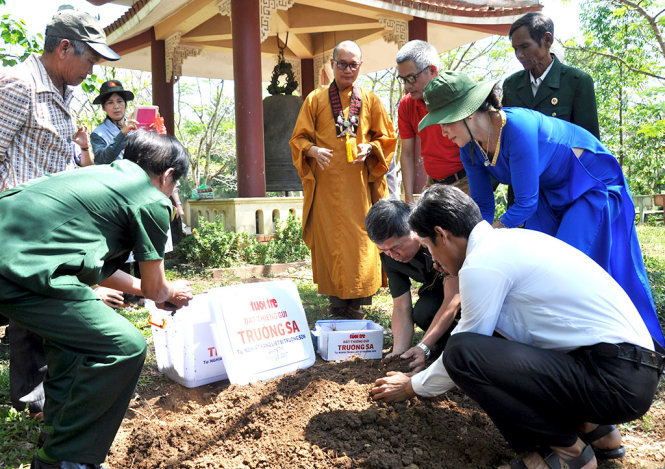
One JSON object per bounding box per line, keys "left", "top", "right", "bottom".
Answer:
{"left": 107, "top": 355, "right": 665, "bottom": 468}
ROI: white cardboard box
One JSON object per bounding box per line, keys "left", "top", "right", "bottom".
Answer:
{"left": 148, "top": 295, "right": 228, "bottom": 388}
{"left": 311, "top": 320, "right": 384, "bottom": 361}
{"left": 207, "top": 280, "right": 315, "bottom": 384}
{"left": 149, "top": 280, "right": 316, "bottom": 387}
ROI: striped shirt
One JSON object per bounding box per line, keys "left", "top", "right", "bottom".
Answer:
{"left": 0, "top": 53, "right": 77, "bottom": 192}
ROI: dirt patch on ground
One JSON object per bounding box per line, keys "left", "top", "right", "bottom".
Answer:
{"left": 107, "top": 354, "right": 665, "bottom": 469}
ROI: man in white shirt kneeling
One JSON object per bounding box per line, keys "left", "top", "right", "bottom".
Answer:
{"left": 371, "top": 184, "right": 664, "bottom": 469}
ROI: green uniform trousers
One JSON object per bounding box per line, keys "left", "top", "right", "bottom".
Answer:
{"left": 0, "top": 276, "right": 146, "bottom": 464}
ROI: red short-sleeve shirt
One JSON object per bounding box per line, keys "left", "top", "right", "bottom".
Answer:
{"left": 398, "top": 94, "right": 463, "bottom": 180}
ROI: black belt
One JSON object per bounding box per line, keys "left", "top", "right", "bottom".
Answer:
{"left": 432, "top": 169, "right": 466, "bottom": 185}
{"left": 588, "top": 342, "right": 665, "bottom": 374}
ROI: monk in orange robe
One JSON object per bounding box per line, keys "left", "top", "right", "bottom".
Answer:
{"left": 290, "top": 40, "right": 397, "bottom": 318}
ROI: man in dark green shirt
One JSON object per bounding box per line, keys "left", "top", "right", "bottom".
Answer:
{"left": 366, "top": 199, "right": 460, "bottom": 374}
{"left": 0, "top": 131, "right": 193, "bottom": 469}
{"left": 502, "top": 12, "right": 600, "bottom": 139}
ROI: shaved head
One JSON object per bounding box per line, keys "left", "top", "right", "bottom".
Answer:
{"left": 333, "top": 40, "right": 362, "bottom": 61}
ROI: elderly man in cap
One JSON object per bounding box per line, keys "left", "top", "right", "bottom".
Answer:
{"left": 0, "top": 9, "right": 120, "bottom": 419}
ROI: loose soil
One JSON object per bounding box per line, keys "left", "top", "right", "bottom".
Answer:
{"left": 107, "top": 354, "right": 665, "bottom": 469}
{"left": 105, "top": 264, "right": 665, "bottom": 468}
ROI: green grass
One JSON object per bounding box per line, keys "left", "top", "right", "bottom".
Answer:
{"left": 0, "top": 358, "right": 39, "bottom": 469}
{"left": 637, "top": 225, "right": 665, "bottom": 328}
{"left": 1, "top": 225, "right": 663, "bottom": 467}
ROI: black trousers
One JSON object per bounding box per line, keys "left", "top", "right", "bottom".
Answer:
{"left": 8, "top": 320, "right": 46, "bottom": 413}
{"left": 443, "top": 332, "right": 660, "bottom": 452}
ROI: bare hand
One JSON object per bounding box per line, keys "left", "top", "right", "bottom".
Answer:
{"left": 163, "top": 279, "right": 193, "bottom": 310}
{"left": 401, "top": 346, "right": 427, "bottom": 375}
{"left": 309, "top": 146, "right": 333, "bottom": 170}
{"left": 175, "top": 204, "right": 185, "bottom": 218}
{"left": 383, "top": 349, "right": 403, "bottom": 361}
{"left": 72, "top": 125, "right": 89, "bottom": 148}
{"left": 405, "top": 194, "right": 415, "bottom": 206}
{"left": 492, "top": 219, "right": 507, "bottom": 229}
{"left": 122, "top": 119, "right": 139, "bottom": 135}
{"left": 95, "top": 286, "right": 124, "bottom": 309}
{"left": 351, "top": 143, "right": 372, "bottom": 164}
{"left": 371, "top": 371, "right": 415, "bottom": 402}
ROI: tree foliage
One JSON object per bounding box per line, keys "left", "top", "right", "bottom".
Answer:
{"left": 175, "top": 78, "right": 237, "bottom": 199}
{"left": 0, "top": 0, "right": 42, "bottom": 67}
{"left": 563, "top": 0, "right": 665, "bottom": 194}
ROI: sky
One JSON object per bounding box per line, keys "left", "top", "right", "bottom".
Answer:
{"left": 3, "top": 0, "right": 128, "bottom": 36}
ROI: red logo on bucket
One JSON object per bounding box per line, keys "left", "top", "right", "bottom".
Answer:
{"left": 349, "top": 333, "right": 366, "bottom": 339}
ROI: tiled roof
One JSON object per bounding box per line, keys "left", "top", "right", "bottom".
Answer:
{"left": 102, "top": 0, "right": 150, "bottom": 36}
{"left": 381, "top": 0, "right": 541, "bottom": 17}
{"left": 100, "top": 0, "right": 541, "bottom": 36}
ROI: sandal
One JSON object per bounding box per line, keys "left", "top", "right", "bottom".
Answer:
{"left": 509, "top": 444, "right": 595, "bottom": 469}
{"left": 580, "top": 424, "right": 626, "bottom": 460}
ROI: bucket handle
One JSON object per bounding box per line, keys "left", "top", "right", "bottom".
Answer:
{"left": 148, "top": 314, "right": 166, "bottom": 329}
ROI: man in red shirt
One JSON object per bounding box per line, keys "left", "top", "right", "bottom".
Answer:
{"left": 396, "top": 40, "right": 466, "bottom": 205}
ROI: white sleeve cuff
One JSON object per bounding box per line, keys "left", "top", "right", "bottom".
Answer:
{"left": 411, "top": 355, "right": 457, "bottom": 397}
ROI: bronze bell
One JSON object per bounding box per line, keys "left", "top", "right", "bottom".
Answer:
{"left": 263, "top": 55, "right": 303, "bottom": 192}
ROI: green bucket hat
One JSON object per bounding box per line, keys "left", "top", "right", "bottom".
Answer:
{"left": 418, "top": 71, "right": 497, "bottom": 132}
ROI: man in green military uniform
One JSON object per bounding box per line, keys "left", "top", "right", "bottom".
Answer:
{"left": 0, "top": 131, "right": 193, "bottom": 469}
{"left": 502, "top": 12, "right": 600, "bottom": 139}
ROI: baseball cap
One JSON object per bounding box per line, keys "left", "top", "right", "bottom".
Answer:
{"left": 45, "top": 10, "right": 120, "bottom": 61}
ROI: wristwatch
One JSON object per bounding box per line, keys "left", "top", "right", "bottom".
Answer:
{"left": 416, "top": 342, "right": 431, "bottom": 359}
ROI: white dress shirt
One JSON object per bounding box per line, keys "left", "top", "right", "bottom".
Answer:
{"left": 530, "top": 57, "right": 555, "bottom": 97}
{"left": 411, "top": 221, "right": 654, "bottom": 397}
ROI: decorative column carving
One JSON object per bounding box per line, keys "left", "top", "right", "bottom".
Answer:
{"left": 313, "top": 54, "right": 331, "bottom": 90}
{"left": 217, "top": 0, "right": 231, "bottom": 17}
{"left": 259, "top": 0, "right": 296, "bottom": 42}
{"left": 377, "top": 15, "right": 408, "bottom": 49}
{"left": 219, "top": 0, "right": 296, "bottom": 44}
{"left": 165, "top": 32, "right": 202, "bottom": 83}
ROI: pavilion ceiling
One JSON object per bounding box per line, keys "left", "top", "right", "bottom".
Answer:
{"left": 91, "top": 0, "right": 541, "bottom": 82}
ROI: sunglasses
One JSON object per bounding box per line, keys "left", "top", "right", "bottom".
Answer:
{"left": 334, "top": 60, "right": 362, "bottom": 71}
{"left": 397, "top": 66, "right": 430, "bottom": 85}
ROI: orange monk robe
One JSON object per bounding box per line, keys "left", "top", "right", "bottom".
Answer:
{"left": 290, "top": 85, "right": 397, "bottom": 299}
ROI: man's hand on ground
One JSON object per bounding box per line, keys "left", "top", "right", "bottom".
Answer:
{"left": 401, "top": 346, "right": 427, "bottom": 375}
{"left": 371, "top": 371, "right": 416, "bottom": 402}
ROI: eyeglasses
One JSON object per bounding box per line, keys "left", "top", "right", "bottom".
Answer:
{"left": 334, "top": 60, "right": 362, "bottom": 71}
{"left": 397, "top": 66, "right": 430, "bottom": 85}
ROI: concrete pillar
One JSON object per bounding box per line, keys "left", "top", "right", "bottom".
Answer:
{"left": 150, "top": 28, "right": 174, "bottom": 135}
{"left": 231, "top": 0, "right": 266, "bottom": 197}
